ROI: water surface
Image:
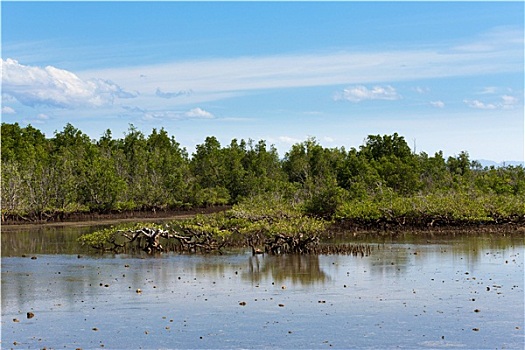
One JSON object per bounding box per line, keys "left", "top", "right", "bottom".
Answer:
{"left": 1, "top": 226, "right": 523, "bottom": 349}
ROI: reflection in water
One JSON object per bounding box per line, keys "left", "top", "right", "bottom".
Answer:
{"left": 1, "top": 225, "right": 108, "bottom": 256}
{"left": 245, "top": 254, "right": 329, "bottom": 285}
{"left": 1, "top": 225, "right": 523, "bottom": 349}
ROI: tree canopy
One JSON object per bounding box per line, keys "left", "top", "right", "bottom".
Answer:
{"left": 2, "top": 122, "right": 524, "bottom": 224}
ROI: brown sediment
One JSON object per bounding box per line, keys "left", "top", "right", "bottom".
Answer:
{"left": 0, "top": 205, "right": 231, "bottom": 231}
{"left": 330, "top": 217, "right": 525, "bottom": 236}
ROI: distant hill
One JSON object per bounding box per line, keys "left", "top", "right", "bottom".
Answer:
{"left": 476, "top": 159, "right": 524, "bottom": 168}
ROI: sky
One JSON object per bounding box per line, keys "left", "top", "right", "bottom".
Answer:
{"left": 1, "top": 1, "right": 524, "bottom": 162}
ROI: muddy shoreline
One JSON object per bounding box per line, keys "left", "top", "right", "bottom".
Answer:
{"left": 3, "top": 206, "right": 523, "bottom": 237}
{"left": 0, "top": 206, "right": 231, "bottom": 231}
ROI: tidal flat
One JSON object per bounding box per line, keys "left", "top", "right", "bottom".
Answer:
{"left": 1, "top": 228, "right": 523, "bottom": 349}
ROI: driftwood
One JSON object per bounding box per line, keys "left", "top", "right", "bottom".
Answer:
{"left": 100, "top": 227, "right": 228, "bottom": 254}
{"left": 264, "top": 234, "right": 319, "bottom": 255}
{"left": 119, "top": 227, "right": 172, "bottom": 253}
{"left": 86, "top": 226, "right": 375, "bottom": 256}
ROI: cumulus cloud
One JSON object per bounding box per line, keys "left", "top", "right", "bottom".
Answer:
{"left": 143, "top": 107, "right": 214, "bottom": 121}
{"left": 1, "top": 106, "right": 16, "bottom": 114}
{"left": 1, "top": 58, "right": 137, "bottom": 109}
{"left": 334, "top": 85, "right": 401, "bottom": 102}
{"left": 430, "top": 100, "right": 445, "bottom": 108}
{"left": 155, "top": 88, "right": 193, "bottom": 99}
{"left": 185, "top": 107, "right": 213, "bottom": 119}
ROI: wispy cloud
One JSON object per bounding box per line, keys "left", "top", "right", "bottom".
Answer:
{"left": 414, "top": 87, "right": 430, "bottom": 94}
{"left": 22, "top": 112, "right": 51, "bottom": 125}
{"left": 463, "top": 95, "right": 519, "bottom": 110}
{"left": 430, "top": 100, "right": 445, "bottom": 108}
{"left": 501, "top": 95, "right": 519, "bottom": 109}
{"left": 3, "top": 27, "right": 522, "bottom": 117}
{"left": 463, "top": 99, "right": 498, "bottom": 110}
{"left": 142, "top": 107, "right": 214, "bottom": 121}
{"left": 479, "top": 86, "right": 499, "bottom": 95}
{"left": 155, "top": 88, "right": 193, "bottom": 99}
{"left": 1, "top": 106, "right": 16, "bottom": 114}
{"left": 1, "top": 58, "right": 138, "bottom": 109}
{"left": 334, "top": 85, "right": 401, "bottom": 102}
{"left": 76, "top": 27, "right": 522, "bottom": 100}
{"left": 277, "top": 136, "right": 303, "bottom": 145}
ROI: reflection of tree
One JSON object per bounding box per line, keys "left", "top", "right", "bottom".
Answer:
{"left": 1, "top": 226, "right": 97, "bottom": 256}
{"left": 244, "top": 254, "right": 329, "bottom": 285}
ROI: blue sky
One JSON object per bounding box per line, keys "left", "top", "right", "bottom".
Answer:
{"left": 2, "top": 2, "right": 524, "bottom": 162}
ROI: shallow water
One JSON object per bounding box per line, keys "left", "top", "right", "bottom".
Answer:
{"left": 1, "top": 227, "right": 524, "bottom": 349}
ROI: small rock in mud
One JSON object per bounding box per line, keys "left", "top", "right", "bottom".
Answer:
{"left": 13, "top": 318, "right": 19, "bottom": 322}
{"left": 474, "top": 309, "right": 480, "bottom": 313}
{"left": 27, "top": 312, "right": 35, "bottom": 319}
{"left": 136, "top": 289, "right": 142, "bottom": 293}
{"left": 239, "top": 301, "right": 247, "bottom": 306}
{"left": 472, "top": 328, "right": 479, "bottom": 332}
{"left": 92, "top": 327, "right": 98, "bottom": 331}
{"left": 278, "top": 303, "right": 285, "bottom": 307}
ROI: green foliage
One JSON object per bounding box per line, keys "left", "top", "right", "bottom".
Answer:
{"left": 169, "top": 213, "right": 233, "bottom": 239}
{"left": 303, "top": 178, "right": 346, "bottom": 218}
{"left": 336, "top": 189, "right": 524, "bottom": 225}
{"left": 1, "top": 123, "right": 524, "bottom": 227}
{"left": 78, "top": 222, "right": 166, "bottom": 249}
{"left": 227, "top": 194, "right": 327, "bottom": 239}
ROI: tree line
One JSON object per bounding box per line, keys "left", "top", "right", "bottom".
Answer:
{"left": 2, "top": 122, "right": 524, "bottom": 224}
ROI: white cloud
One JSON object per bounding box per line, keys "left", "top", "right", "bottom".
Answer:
{"left": 155, "top": 88, "right": 193, "bottom": 99}
{"left": 334, "top": 85, "right": 401, "bottom": 102}
{"left": 185, "top": 107, "right": 214, "bottom": 119}
{"left": 430, "top": 100, "right": 445, "bottom": 108}
{"left": 79, "top": 27, "right": 522, "bottom": 102}
{"left": 277, "top": 136, "right": 303, "bottom": 145}
{"left": 464, "top": 99, "right": 497, "bottom": 110}
{"left": 480, "top": 86, "right": 498, "bottom": 94}
{"left": 1, "top": 106, "right": 16, "bottom": 114}
{"left": 501, "top": 95, "right": 518, "bottom": 109}
{"left": 414, "top": 87, "right": 430, "bottom": 94}
{"left": 1, "top": 58, "right": 137, "bottom": 109}
{"left": 142, "top": 107, "right": 214, "bottom": 121}
{"left": 37, "top": 113, "right": 49, "bottom": 120}
{"left": 464, "top": 95, "right": 520, "bottom": 110}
